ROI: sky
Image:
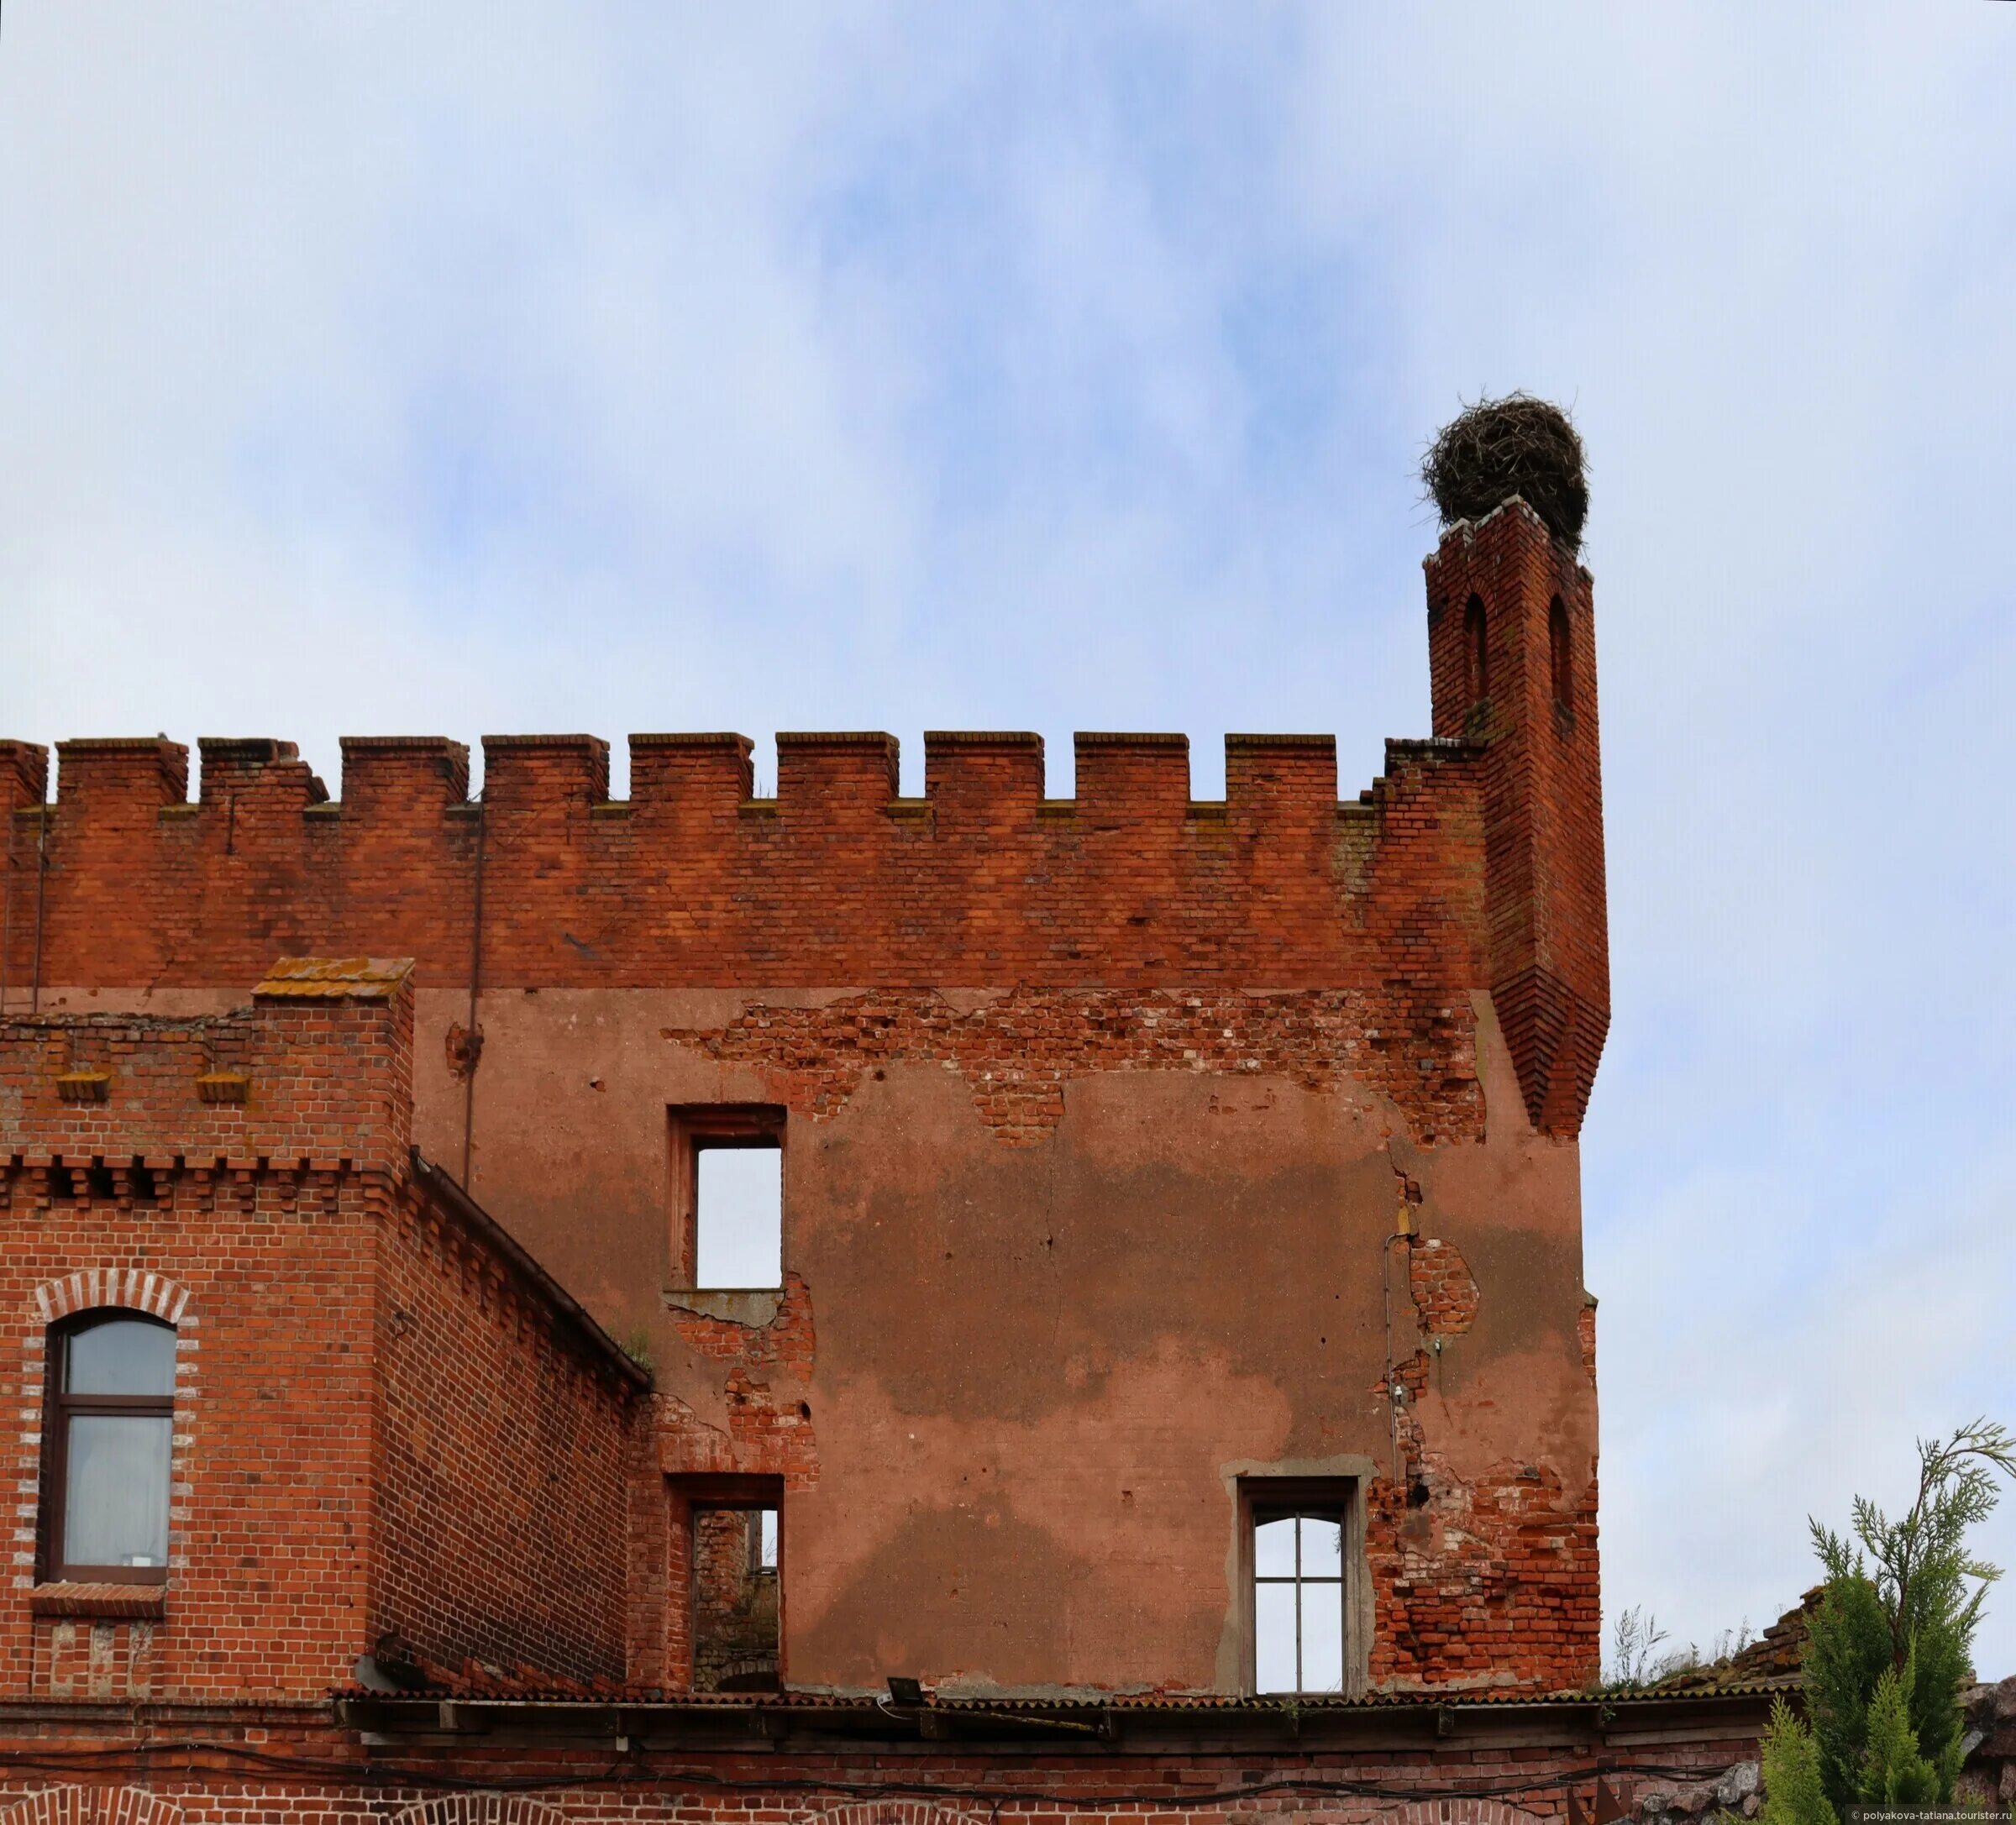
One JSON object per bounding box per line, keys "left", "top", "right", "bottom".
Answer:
{"left": 3, "top": 3, "right": 2013, "bottom": 1675}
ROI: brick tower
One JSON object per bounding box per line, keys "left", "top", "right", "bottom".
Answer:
{"left": 1425, "top": 498, "right": 1609, "bottom": 1135}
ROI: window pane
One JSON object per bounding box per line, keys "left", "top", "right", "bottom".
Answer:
{"left": 1299, "top": 1579, "right": 1345, "bottom": 1692}
{"left": 1301, "top": 1513, "right": 1342, "bottom": 1576}
{"left": 696, "top": 1148, "right": 782, "bottom": 1288}
{"left": 1255, "top": 1580, "right": 1299, "bottom": 1692}
{"left": 66, "top": 1319, "right": 176, "bottom": 1396}
{"left": 1254, "top": 1515, "right": 1297, "bottom": 1579}
{"left": 64, "top": 1414, "right": 171, "bottom": 1569}
{"left": 758, "top": 1507, "right": 778, "bottom": 1569}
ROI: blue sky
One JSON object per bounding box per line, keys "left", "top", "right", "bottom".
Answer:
{"left": 3, "top": 4, "right": 2013, "bottom": 1674}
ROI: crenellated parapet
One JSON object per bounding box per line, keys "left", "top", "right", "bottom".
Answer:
{"left": 0, "top": 728, "right": 1493, "bottom": 999}
{"left": 1, "top": 513, "right": 1611, "bottom": 1134}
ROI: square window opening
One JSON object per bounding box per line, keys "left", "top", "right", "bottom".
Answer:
{"left": 669, "top": 1107, "right": 785, "bottom": 1292}
{"left": 696, "top": 1146, "right": 781, "bottom": 1289}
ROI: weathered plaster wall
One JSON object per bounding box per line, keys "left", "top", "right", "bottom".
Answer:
{"left": 396, "top": 979, "right": 1591, "bottom": 1695}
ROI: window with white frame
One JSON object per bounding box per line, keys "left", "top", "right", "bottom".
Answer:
{"left": 1251, "top": 1497, "right": 1350, "bottom": 1694}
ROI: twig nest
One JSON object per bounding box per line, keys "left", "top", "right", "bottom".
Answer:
{"left": 1423, "top": 394, "right": 1588, "bottom": 548}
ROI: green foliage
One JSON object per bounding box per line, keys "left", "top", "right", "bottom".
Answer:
{"left": 1756, "top": 1695, "right": 1836, "bottom": 1825}
{"left": 1803, "top": 1419, "right": 2016, "bottom": 1812}
{"left": 1804, "top": 1571, "right": 1894, "bottom": 1809}
{"left": 1858, "top": 1655, "right": 1941, "bottom": 1807}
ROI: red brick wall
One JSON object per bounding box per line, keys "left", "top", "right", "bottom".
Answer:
{"left": 370, "top": 1188, "right": 634, "bottom": 1684}
{"left": 0, "top": 976, "right": 641, "bottom": 1699}
{"left": 0, "top": 1150, "right": 381, "bottom": 1699}
{"left": 1, "top": 730, "right": 1488, "bottom": 1004}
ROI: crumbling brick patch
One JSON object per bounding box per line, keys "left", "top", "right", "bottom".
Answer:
{"left": 1366, "top": 1446, "right": 1600, "bottom": 1691}
{"left": 1409, "top": 1237, "right": 1480, "bottom": 1336}
{"left": 663, "top": 986, "right": 1481, "bottom": 1147}
{"left": 670, "top": 1272, "right": 815, "bottom": 1375}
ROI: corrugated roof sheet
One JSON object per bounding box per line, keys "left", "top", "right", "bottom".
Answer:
{"left": 336, "top": 1680, "right": 1794, "bottom": 1710}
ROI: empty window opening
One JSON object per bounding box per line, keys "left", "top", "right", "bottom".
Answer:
{"left": 696, "top": 1146, "right": 781, "bottom": 1289}
{"left": 1465, "top": 593, "right": 1489, "bottom": 702}
{"left": 1549, "top": 594, "right": 1574, "bottom": 712}
{"left": 671, "top": 1106, "right": 785, "bottom": 1291}
{"left": 1254, "top": 1508, "right": 1346, "bottom": 1693}
{"left": 45, "top": 1313, "right": 176, "bottom": 1583}
{"left": 692, "top": 1503, "right": 780, "bottom": 1692}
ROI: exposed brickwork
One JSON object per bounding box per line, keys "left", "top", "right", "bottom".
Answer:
{"left": 0, "top": 978, "right": 643, "bottom": 1701}
{"left": 0, "top": 732, "right": 1489, "bottom": 1003}
{"left": 1368, "top": 1453, "right": 1600, "bottom": 1690}
{"left": 669, "top": 1273, "right": 816, "bottom": 1372}
{"left": 1408, "top": 1238, "right": 1480, "bottom": 1335}
{"left": 665, "top": 982, "right": 1482, "bottom": 1147}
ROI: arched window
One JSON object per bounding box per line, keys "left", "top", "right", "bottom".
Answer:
{"left": 1549, "top": 595, "right": 1574, "bottom": 713}
{"left": 1464, "top": 594, "right": 1489, "bottom": 703}
{"left": 45, "top": 1312, "right": 175, "bottom": 1583}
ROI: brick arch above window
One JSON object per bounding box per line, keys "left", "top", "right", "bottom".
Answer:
{"left": 1359, "top": 1802, "right": 1550, "bottom": 1825}
{"left": 31, "top": 1269, "right": 192, "bottom": 1329}
{"left": 807, "top": 1805, "right": 983, "bottom": 1825}
{"left": 0, "top": 1785, "right": 186, "bottom": 1824}
{"left": 390, "top": 1799, "right": 568, "bottom": 1825}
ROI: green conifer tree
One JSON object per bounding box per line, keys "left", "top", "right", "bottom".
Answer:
{"left": 1857, "top": 1655, "right": 1941, "bottom": 1807}
{"left": 1804, "top": 1419, "right": 2015, "bottom": 1811}
{"left": 1755, "top": 1696, "right": 1835, "bottom": 1825}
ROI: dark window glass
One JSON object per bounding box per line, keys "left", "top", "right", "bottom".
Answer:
{"left": 48, "top": 1314, "right": 176, "bottom": 1583}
